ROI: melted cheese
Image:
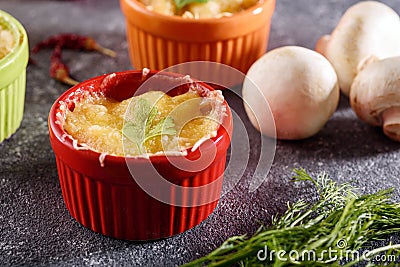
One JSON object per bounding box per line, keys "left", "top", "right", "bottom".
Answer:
{"left": 63, "top": 88, "right": 225, "bottom": 157}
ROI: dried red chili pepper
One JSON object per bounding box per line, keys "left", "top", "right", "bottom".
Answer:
{"left": 50, "top": 44, "right": 79, "bottom": 86}
{"left": 32, "top": 33, "right": 116, "bottom": 86}
{"left": 32, "top": 33, "right": 116, "bottom": 57}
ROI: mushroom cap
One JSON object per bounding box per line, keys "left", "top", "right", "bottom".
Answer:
{"left": 350, "top": 56, "right": 400, "bottom": 127}
{"left": 324, "top": 1, "right": 400, "bottom": 96}
{"left": 243, "top": 46, "right": 339, "bottom": 140}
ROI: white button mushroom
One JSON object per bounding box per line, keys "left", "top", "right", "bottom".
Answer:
{"left": 242, "top": 46, "right": 339, "bottom": 140}
{"left": 316, "top": 1, "right": 400, "bottom": 96}
{"left": 350, "top": 56, "right": 400, "bottom": 142}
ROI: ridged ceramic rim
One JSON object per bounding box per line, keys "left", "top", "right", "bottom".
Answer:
{"left": 120, "top": 0, "right": 276, "bottom": 41}
{"left": 0, "top": 10, "right": 29, "bottom": 89}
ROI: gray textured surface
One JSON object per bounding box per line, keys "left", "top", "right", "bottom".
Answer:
{"left": 1, "top": 0, "right": 400, "bottom": 266}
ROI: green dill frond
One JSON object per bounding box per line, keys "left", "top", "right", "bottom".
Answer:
{"left": 182, "top": 169, "right": 400, "bottom": 267}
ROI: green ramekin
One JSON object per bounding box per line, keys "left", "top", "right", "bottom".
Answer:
{"left": 0, "top": 10, "right": 29, "bottom": 143}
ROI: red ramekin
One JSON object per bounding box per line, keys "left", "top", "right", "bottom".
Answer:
{"left": 48, "top": 70, "right": 232, "bottom": 240}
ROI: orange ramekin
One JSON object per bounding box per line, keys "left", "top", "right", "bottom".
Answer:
{"left": 48, "top": 70, "right": 232, "bottom": 240}
{"left": 120, "top": 0, "right": 275, "bottom": 74}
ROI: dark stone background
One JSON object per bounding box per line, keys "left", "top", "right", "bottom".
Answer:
{"left": 1, "top": 0, "right": 400, "bottom": 266}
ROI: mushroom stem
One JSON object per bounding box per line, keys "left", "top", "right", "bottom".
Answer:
{"left": 382, "top": 106, "right": 400, "bottom": 141}
{"left": 315, "top": 35, "right": 330, "bottom": 56}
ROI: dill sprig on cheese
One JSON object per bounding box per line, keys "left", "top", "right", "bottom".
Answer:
{"left": 123, "top": 97, "right": 176, "bottom": 155}
{"left": 183, "top": 168, "right": 400, "bottom": 266}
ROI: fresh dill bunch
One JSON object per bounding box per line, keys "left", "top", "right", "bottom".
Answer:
{"left": 182, "top": 168, "right": 400, "bottom": 267}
